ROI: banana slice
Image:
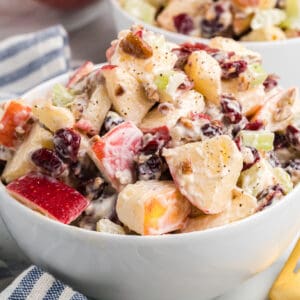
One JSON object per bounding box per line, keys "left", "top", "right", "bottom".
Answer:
{"left": 163, "top": 135, "right": 243, "bottom": 214}
{"left": 116, "top": 180, "right": 191, "bottom": 235}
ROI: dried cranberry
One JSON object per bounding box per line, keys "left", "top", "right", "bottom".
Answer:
{"left": 173, "top": 13, "right": 194, "bottom": 35}
{"left": 31, "top": 148, "right": 66, "bottom": 177}
{"left": 172, "top": 42, "right": 218, "bottom": 69}
{"left": 274, "top": 132, "right": 289, "bottom": 150}
{"left": 286, "top": 125, "right": 300, "bottom": 150}
{"left": 285, "top": 159, "right": 300, "bottom": 177}
{"left": 244, "top": 120, "right": 264, "bottom": 131}
{"left": 137, "top": 154, "right": 163, "bottom": 180}
{"left": 221, "top": 96, "right": 243, "bottom": 124}
{"left": 242, "top": 146, "right": 260, "bottom": 171}
{"left": 257, "top": 184, "right": 284, "bottom": 211}
{"left": 103, "top": 111, "right": 125, "bottom": 133}
{"left": 201, "top": 123, "right": 223, "bottom": 137}
{"left": 263, "top": 74, "right": 279, "bottom": 92}
{"left": 141, "top": 126, "right": 170, "bottom": 155}
{"left": 220, "top": 60, "right": 247, "bottom": 79}
{"left": 54, "top": 128, "right": 81, "bottom": 163}
{"left": 201, "top": 19, "right": 224, "bottom": 38}
{"left": 234, "top": 136, "right": 242, "bottom": 151}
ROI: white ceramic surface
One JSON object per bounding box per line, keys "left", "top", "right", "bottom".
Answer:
{"left": 0, "top": 73, "right": 300, "bottom": 300}
{"left": 109, "top": 0, "right": 300, "bottom": 89}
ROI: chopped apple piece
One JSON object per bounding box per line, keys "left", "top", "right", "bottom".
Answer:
{"left": 96, "top": 219, "right": 125, "bottom": 235}
{"left": 238, "top": 159, "right": 275, "bottom": 197}
{"left": 0, "top": 100, "right": 32, "bottom": 148}
{"left": 241, "top": 26, "right": 286, "bottom": 41}
{"left": 76, "top": 84, "right": 111, "bottom": 135}
{"left": 156, "top": 0, "right": 200, "bottom": 32}
{"left": 89, "top": 121, "right": 143, "bottom": 190}
{"left": 7, "top": 173, "right": 89, "bottom": 224}
{"left": 163, "top": 135, "right": 243, "bottom": 214}
{"left": 183, "top": 188, "right": 257, "bottom": 232}
{"left": 222, "top": 80, "right": 266, "bottom": 116}
{"left": 32, "top": 103, "right": 75, "bottom": 132}
{"left": 185, "top": 51, "right": 222, "bottom": 104}
{"left": 252, "top": 87, "right": 297, "bottom": 131}
{"left": 2, "top": 124, "right": 53, "bottom": 183}
{"left": 141, "top": 90, "right": 205, "bottom": 131}
{"left": 116, "top": 180, "right": 191, "bottom": 235}
{"left": 122, "top": 0, "right": 156, "bottom": 24}
{"left": 102, "top": 66, "right": 153, "bottom": 124}
{"left": 67, "top": 61, "right": 94, "bottom": 88}
{"left": 209, "top": 37, "right": 261, "bottom": 62}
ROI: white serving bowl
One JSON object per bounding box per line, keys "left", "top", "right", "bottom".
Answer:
{"left": 0, "top": 71, "right": 299, "bottom": 300}
{"left": 109, "top": 0, "right": 300, "bottom": 88}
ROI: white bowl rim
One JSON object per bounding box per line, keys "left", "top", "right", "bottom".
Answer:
{"left": 109, "top": 0, "right": 300, "bottom": 48}
{"left": 0, "top": 68, "right": 293, "bottom": 241}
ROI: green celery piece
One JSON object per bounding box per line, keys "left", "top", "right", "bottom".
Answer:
{"left": 249, "top": 63, "right": 268, "bottom": 88}
{"left": 273, "top": 167, "right": 293, "bottom": 194}
{"left": 280, "top": 0, "right": 300, "bottom": 29}
{"left": 154, "top": 72, "right": 172, "bottom": 91}
{"left": 240, "top": 130, "right": 274, "bottom": 152}
{"left": 123, "top": 0, "right": 156, "bottom": 24}
{"left": 52, "top": 84, "right": 74, "bottom": 107}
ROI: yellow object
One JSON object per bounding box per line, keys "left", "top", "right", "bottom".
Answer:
{"left": 269, "top": 239, "right": 300, "bottom": 300}
{"left": 184, "top": 50, "right": 222, "bottom": 105}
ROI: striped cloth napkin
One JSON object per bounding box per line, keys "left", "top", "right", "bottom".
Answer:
{"left": 0, "top": 25, "right": 70, "bottom": 100}
{"left": 0, "top": 25, "right": 88, "bottom": 299}
{"left": 0, "top": 266, "right": 87, "bottom": 300}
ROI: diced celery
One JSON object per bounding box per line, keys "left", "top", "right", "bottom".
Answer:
{"left": 249, "top": 63, "right": 268, "bottom": 88}
{"left": 52, "top": 84, "right": 74, "bottom": 107}
{"left": 123, "top": 0, "right": 156, "bottom": 24}
{"left": 239, "top": 130, "right": 274, "bottom": 152}
{"left": 273, "top": 167, "right": 293, "bottom": 194}
{"left": 286, "top": 0, "right": 300, "bottom": 19}
{"left": 154, "top": 71, "right": 186, "bottom": 101}
{"left": 281, "top": 0, "right": 300, "bottom": 29}
{"left": 154, "top": 72, "right": 171, "bottom": 91}
{"left": 238, "top": 159, "right": 275, "bottom": 197}
{"left": 251, "top": 9, "right": 286, "bottom": 30}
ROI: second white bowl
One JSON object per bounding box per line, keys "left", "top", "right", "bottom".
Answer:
{"left": 109, "top": 0, "right": 300, "bottom": 88}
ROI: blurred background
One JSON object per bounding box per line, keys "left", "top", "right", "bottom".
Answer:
{"left": 0, "top": 0, "right": 116, "bottom": 63}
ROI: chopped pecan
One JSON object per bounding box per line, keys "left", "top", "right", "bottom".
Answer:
{"left": 181, "top": 160, "right": 193, "bottom": 174}
{"left": 120, "top": 32, "right": 153, "bottom": 59}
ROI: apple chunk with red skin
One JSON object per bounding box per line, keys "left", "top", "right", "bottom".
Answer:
{"left": 6, "top": 173, "right": 89, "bottom": 224}
{"left": 90, "top": 121, "right": 143, "bottom": 190}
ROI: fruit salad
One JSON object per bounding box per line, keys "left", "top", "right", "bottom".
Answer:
{"left": 120, "top": 0, "right": 300, "bottom": 41}
{"left": 2, "top": 26, "right": 300, "bottom": 236}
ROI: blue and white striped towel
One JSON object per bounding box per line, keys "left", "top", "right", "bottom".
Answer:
{"left": 0, "top": 25, "right": 71, "bottom": 100}
{"left": 0, "top": 266, "right": 87, "bottom": 300}
{"left": 0, "top": 25, "right": 88, "bottom": 299}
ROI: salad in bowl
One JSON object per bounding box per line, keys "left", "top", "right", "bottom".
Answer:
{"left": 1, "top": 26, "right": 299, "bottom": 236}
{"left": 119, "top": 0, "right": 300, "bottom": 41}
